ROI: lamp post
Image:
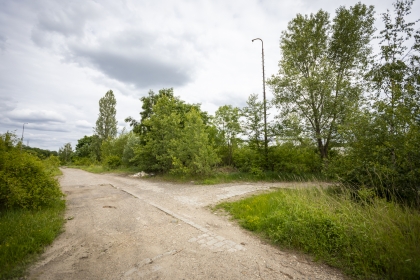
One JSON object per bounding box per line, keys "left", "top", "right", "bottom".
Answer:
{"left": 21, "top": 123, "right": 28, "bottom": 150}
{"left": 252, "top": 38, "right": 268, "bottom": 163}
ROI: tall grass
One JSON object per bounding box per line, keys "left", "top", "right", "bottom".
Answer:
{"left": 0, "top": 199, "right": 66, "bottom": 279}
{"left": 217, "top": 186, "right": 420, "bottom": 279}
{"left": 158, "top": 171, "right": 328, "bottom": 184}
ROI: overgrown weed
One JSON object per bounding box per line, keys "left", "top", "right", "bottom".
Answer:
{"left": 0, "top": 199, "right": 66, "bottom": 279}
{"left": 218, "top": 186, "right": 420, "bottom": 279}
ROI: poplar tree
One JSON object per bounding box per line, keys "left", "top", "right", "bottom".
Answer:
{"left": 95, "top": 90, "right": 118, "bottom": 140}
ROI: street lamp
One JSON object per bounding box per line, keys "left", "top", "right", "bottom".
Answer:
{"left": 21, "top": 122, "right": 28, "bottom": 143}
{"left": 252, "top": 38, "right": 268, "bottom": 163}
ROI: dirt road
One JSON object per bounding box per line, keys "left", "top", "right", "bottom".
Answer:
{"left": 28, "top": 168, "right": 344, "bottom": 280}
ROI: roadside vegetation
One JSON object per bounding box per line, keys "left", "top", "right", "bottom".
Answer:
{"left": 56, "top": 1, "right": 419, "bottom": 279}
{"left": 217, "top": 187, "right": 420, "bottom": 279}
{"left": 0, "top": 132, "right": 65, "bottom": 280}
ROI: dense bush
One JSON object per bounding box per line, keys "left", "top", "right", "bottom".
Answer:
{"left": 0, "top": 133, "right": 62, "bottom": 209}
{"left": 103, "top": 155, "right": 122, "bottom": 169}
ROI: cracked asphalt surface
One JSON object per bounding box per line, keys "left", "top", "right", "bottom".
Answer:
{"left": 28, "top": 168, "right": 345, "bottom": 280}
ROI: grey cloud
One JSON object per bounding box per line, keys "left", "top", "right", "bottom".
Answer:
{"left": 7, "top": 110, "right": 66, "bottom": 124}
{"left": 23, "top": 124, "right": 70, "bottom": 132}
{"left": 30, "top": 1, "right": 100, "bottom": 47}
{"left": 72, "top": 48, "right": 192, "bottom": 88}
{"left": 0, "top": 35, "right": 6, "bottom": 51}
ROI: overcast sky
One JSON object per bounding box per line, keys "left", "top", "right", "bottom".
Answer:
{"left": 0, "top": 0, "right": 418, "bottom": 151}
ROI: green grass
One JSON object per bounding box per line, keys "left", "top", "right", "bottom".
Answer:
{"left": 66, "top": 165, "right": 141, "bottom": 174}
{"left": 153, "top": 171, "right": 328, "bottom": 185}
{"left": 197, "top": 171, "right": 327, "bottom": 184}
{"left": 66, "top": 165, "right": 327, "bottom": 185}
{"left": 0, "top": 199, "right": 66, "bottom": 280}
{"left": 217, "top": 187, "right": 420, "bottom": 279}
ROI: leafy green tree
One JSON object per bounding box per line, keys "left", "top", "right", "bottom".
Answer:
{"left": 241, "top": 93, "right": 265, "bottom": 150}
{"left": 332, "top": 0, "right": 420, "bottom": 206}
{"left": 58, "top": 143, "right": 73, "bottom": 164}
{"left": 125, "top": 88, "right": 174, "bottom": 135}
{"left": 95, "top": 90, "right": 118, "bottom": 141}
{"left": 74, "top": 135, "right": 94, "bottom": 158}
{"left": 213, "top": 105, "right": 241, "bottom": 165}
{"left": 369, "top": 0, "right": 419, "bottom": 164}
{"left": 101, "top": 130, "right": 130, "bottom": 168}
{"left": 169, "top": 109, "right": 220, "bottom": 176}
{"left": 268, "top": 3, "right": 375, "bottom": 161}
{"left": 133, "top": 94, "right": 219, "bottom": 174}
{"left": 122, "top": 132, "right": 141, "bottom": 166}
{"left": 126, "top": 88, "right": 211, "bottom": 137}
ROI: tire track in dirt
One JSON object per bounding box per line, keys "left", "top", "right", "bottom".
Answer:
{"left": 28, "top": 168, "right": 345, "bottom": 280}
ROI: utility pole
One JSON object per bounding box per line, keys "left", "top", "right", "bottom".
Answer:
{"left": 252, "top": 38, "right": 268, "bottom": 164}
{"left": 21, "top": 122, "right": 28, "bottom": 150}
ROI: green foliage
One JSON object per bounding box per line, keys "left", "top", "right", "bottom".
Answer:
{"left": 103, "top": 155, "right": 122, "bottom": 169}
{"left": 269, "top": 142, "right": 322, "bottom": 174}
{"left": 101, "top": 131, "right": 130, "bottom": 163}
{"left": 73, "top": 135, "right": 102, "bottom": 163}
{"left": 122, "top": 133, "right": 141, "bottom": 166}
{"left": 133, "top": 93, "right": 219, "bottom": 175}
{"left": 0, "top": 133, "right": 63, "bottom": 210}
{"left": 232, "top": 145, "right": 264, "bottom": 173}
{"left": 218, "top": 187, "right": 420, "bottom": 279}
{"left": 95, "top": 90, "right": 118, "bottom": 141}
{"left": 22, "top": 146, "right": 57, "bottom": 160}
{"left": 213, "top": 105, "right": 242, "bottom": 165}
{"left": 42, "top": 155, "right": 61, "bottom": 176}
{"left": 330, "top": 0, "right": 420, "bottom": 206}
{"left": 0, "top": 199, "right": 65, "bottom": 279}
{"left": 58, "top": 143, "right": 73, "bottom": 164}
{"left": 268, "top": 3, "right": 375, "bottom": 160}
{"left": 241, "top": 93, "right": 265, "bottom": 150}
{"left": 169, "top": 109, "right": 220, "bottom": 176}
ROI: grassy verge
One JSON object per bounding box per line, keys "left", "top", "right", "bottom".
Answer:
{"left": 66, "top": 165, "right": 141, "bottom": 174}
{"left": 216, "top": 187, "right": 420, "bottom": 279}
{"left": 194, "top": 171, "right": 327, "bottom": 185}
{"left": 0, "top": 199, "right": 66, "bottom": 279}
{"left": 65, "top": 165, "right": 328, "bottom": 184}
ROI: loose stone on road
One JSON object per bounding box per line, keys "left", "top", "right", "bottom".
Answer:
{"left": 28, "top": 168, "right": 344, "bottom": 280}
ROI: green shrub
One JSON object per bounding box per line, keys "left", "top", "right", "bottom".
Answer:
{"left": 103, "top": 155, "right": 122, "bottom": 169}
{"left": 72, "top": 156, "right": 95, "bottom": 166}
{"left": 0, "top": 133, "right": 62, "bottom": 210}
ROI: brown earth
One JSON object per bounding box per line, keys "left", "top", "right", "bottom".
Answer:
{"left": 27, "top": 168, "right": 345, "bottom": 280}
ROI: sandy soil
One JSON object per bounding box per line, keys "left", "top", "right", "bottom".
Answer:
{"left": 27, "top": 168, "right": 345, "bottom": 280}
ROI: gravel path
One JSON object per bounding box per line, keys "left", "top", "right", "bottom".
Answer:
{"left": 28, "top": 168, "right": 345, "bottom": 280}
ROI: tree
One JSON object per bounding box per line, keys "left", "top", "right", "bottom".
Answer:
{"left": 332, "top": 0, "right": 420, "bottom": 206}
{"left": 126, "top": 88, "right": 211, "bottom": 137}
{"left": 169, "top": 108, "right": 220, "bottom": 176}
{"left": 95, "top": 90, "right": 118, "bottom": 141}
{"left": 58, "top": 143, "right": 73, "bottom": 164}
{"left": 241, "top": 93, "right": 265, "bottom": 150}
{"left": 213, "top": 105, "right": 241, "bottom": 166}
{"left": 369, "top": 0, "right": 420, "bottom": 165}
{"left": 133, "top": 93, "right": 219, "bottom": 174}
{"left": 268, "top": 3, "right": 375, "bottom": 161}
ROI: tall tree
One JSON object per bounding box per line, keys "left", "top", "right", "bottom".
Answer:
{"left": 58, "top": 143, "right": 73, "bottom": 164}
{"left": 241, "top": 93, "right": 265, "bottom": 150}
{"left": 268, "top": 3, "right": 375, "bottom": 161}
{"left": 95, "top": 90, "right": 118, "bottom": 140}
{"left": 332, "top": 0, "right": 420, "bottom": 205}
{"left": 369, "top": 0, "right": 420, "bottom": 165}
{"left": 213, "top": 105, "right": 241, "bottom": 166}
{"left": 133, "top": 94, "right": 218, "bottom": 174}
